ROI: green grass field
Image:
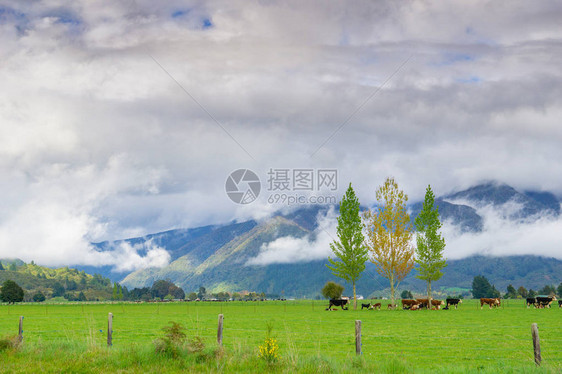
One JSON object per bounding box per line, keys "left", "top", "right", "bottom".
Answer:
{"left": 1, "top": 299, "right": 561, "bottom": 373}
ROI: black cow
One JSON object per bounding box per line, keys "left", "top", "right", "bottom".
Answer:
{"left": 361, "top": 303, "right": 371, "bottom": 310}
{"left": 526, "top": 297, "right": 536, "bottom": 308}
{"left": 445, "top": 298, "right": 462, "bottom": 309}
{"left": 326, "top": 299, "right": 349, "bottom": 310}
{"left": 536, "top": 296, "right": 556, "bottom": 308}
{"left": 559, "top": 300, "right": 562, "bottom": 308}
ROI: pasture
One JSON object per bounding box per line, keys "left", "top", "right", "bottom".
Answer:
{"left": 1, "top": 299, "right": 561, "bottom": 373}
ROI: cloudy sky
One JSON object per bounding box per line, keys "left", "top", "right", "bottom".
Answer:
{"left": 1, "top": 1, "right": 561, "bottom": 269}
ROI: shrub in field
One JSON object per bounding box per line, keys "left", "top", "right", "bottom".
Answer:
{"left": 0, "top": 335, "right": 21, "bottom": 352}
{"left": 258, "top": 337, "right": 280, "bottom": 363}
{"left": 154, "top": 321, "right": 205, "bottom": 358}
{"left": 154, "top": 321, "right": 187, "bottom": 358}
{"left": 258, "top": 321, "right": 279, "bottom": 364}
{"left": 187, "top": 336, "right": 205, "bottom": 354}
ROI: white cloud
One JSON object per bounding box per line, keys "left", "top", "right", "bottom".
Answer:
{"left": 442, "top": 203, "right": 562, "bottom": 260}
{"left": 93, "top": 240, "right": 171, "bottom": 273}
{"left": 1, "top": 1, "right": 561, "bottom": 268}
{"left": 246, "top": 208, "right": 337, "bottom": 265}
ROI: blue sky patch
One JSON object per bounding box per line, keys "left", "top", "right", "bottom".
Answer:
{"left": 456, "top": 76, "right": 482, "bottom": 84}
{"left": 172, "top": 9, "right": 191, "bottom": 18}
{"left": 0, "top": 5, "right": 29, "bottom": 34}
{"left": 202, "top": 18, "right": 213, "bottom": 29}
{"left": 431, "top": 53, "right": 475, "bottom": 67}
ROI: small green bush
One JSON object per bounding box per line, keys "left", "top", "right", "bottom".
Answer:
{"left": 153, "top": 321, "right": 206, "bottom": 358}
{"left": 0, "top": 335, "right": 21, "bottom": 352}
{"left": 154, "top": 321, "right": 187, "bottom": 358}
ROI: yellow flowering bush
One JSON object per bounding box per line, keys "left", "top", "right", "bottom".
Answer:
{"left": 258, "top": 337, "right": 280, "bottom": 363}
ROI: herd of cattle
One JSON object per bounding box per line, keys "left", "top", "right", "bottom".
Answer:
{"left": 326, "top": 295, "right": 560, "bottom": 310}
{"left": 526, "top": 296, "right": 559, "bottom": 308}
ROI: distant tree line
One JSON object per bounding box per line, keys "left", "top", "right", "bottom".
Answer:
{"left": 503, "top": 283, "right": 561, "bottom": 299}
{"left": 471, "top": 275, "right": 561, "bottom": 299}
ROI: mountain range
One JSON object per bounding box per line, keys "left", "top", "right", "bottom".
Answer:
{"left": 74, "top": 182, "right": 561, "bottom": 298}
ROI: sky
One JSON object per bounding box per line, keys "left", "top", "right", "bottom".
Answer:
{"left": 1, "top": 1, "right": 562, "bottom": 270}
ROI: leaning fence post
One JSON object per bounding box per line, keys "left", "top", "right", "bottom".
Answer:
{"left": 18, "top": 316, "right": 23, "bottom": 343}
{"left": 107, "top": 313, "right": 113, "bottom": 347}
{"left": 217, "top": 314, "right": 224, "bottom": 346}
{"left": 355, "top": 320, "right": 362, "bottom": 355}
{"left": 531, "top": 323, "right": 541, "bottom": 366}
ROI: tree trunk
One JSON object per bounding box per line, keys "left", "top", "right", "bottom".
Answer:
{"left": 427, "top": 280, "right": 432, "bottom": 310}
{"left": 353, "top": 283, "right": 357, "bottom": 310}
{"left": 390, "top": 275, "right": 395, "bottom": 309}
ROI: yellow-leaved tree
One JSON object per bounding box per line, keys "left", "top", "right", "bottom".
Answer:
{"left": 363, "top": 177, "right": 415, "bottom": 308}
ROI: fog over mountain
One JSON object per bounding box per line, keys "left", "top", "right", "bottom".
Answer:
{"left": 1, "top": 1, "right": 562, "bottom": 271}
{"left": 113, "top": 182, "right": 562, "bottom": 294}
{"left": 247, "top": 182, "right": 562, "bottom": 266}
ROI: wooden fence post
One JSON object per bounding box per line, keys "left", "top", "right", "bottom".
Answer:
{"left": 217, "top": 314, "right": 224, "bottom": 346}
{"left": 355, "top": 320, "right": 361, "bottom": 355}
{"left": 18, "top": 316, "right": 23, "bottom": 343}
{"left": 531, "top": 323, "right": 541, "bottom": 366}
{"left": 107, "top": 313, "right": 113, "bottom": 347}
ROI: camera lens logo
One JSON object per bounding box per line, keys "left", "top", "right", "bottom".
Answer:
{"left": 225, "top": 169, "right": 261, "bottom": 204}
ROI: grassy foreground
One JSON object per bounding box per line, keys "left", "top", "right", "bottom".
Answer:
{"left": 1, "top": 299, "right": 561, "bottom": 373}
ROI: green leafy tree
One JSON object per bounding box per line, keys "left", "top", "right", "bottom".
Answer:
{"left": 1, "top": 280, "right": 24, "bottom": 304}
{"left": 172, "top": 287, "right": 185, "bottom": 300}
{"left": 187, "top": 292, "right": 198, "bottom": 301}
{"left": 151, "top": 280, "right": 183, "bottom": 300}
{"left": 557, "top": 283, "right": 562, "bottom": 298}
{"left": 9, "top": 263, "right": 17, "bottom": 271}
{"left": 33, "top": 291, "right": 46, "bottom": 302}
{"left": 505, "top": 284, "right": 517, "bottom": 299}
{"left": 112, "top": 283, "right": 118, "bottom": 300}
{"left": 414, "top": 185, "right": 447, "bottom": 309}
{"left": 471, "top": 275, "right": 500, "bottom": 298}
{"left": 321, "top": 281, "right": 344, "bottom": 300}
{"left": 517, "top": 286, "right": 528, "bottom": 298}
{"left": 363, "top": 177, "right": 415, "bottom": 308}
{"left": 327, "top": 183, "right": 368, "bottom": 310}
{"left": 401, "top": 290, "right": 413, "bottom": 299}
{"left": 118, "top": 285, "right": 124, "bottom": 301}
{"left": 197, "top": 286, "right": 206, "bottom": 300}
{"left": 52, "top": 282, "right": 65, "bottom": 297}
{"left": 216, "top": 291, "right": 230, "bottom": 301}
{"left": 538, "top": 285, "right": 556, "bottom": 296}
{"left": 528, "top": 289, "right": 536, "bottom": 298}
{"left": 78, "top": 291, "right": 87, "bottom": 301}
{"left": 0, "top": 262, "right": 4, "bottom": 271}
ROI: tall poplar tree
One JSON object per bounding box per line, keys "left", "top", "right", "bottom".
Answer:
{"left": 327, "top": 183, "right": 368, "bottom": 310}
{"left": 414, "top": 185, "right": 446, "bottom": 309}
{"left": 363, "top": 177, "right": 415, "bottom": 308}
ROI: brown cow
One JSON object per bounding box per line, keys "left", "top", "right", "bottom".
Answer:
{"left": 416, "top": 298, "right": 445, "bottom": 309}
{"left": 480, "top": 298, "right": 500, "bottom": 309}
{"left": 371, "top": 302, "right": 382, "bottom": 310}
{"left": 402, "top": 299, "right": 420, "bottom": 310}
